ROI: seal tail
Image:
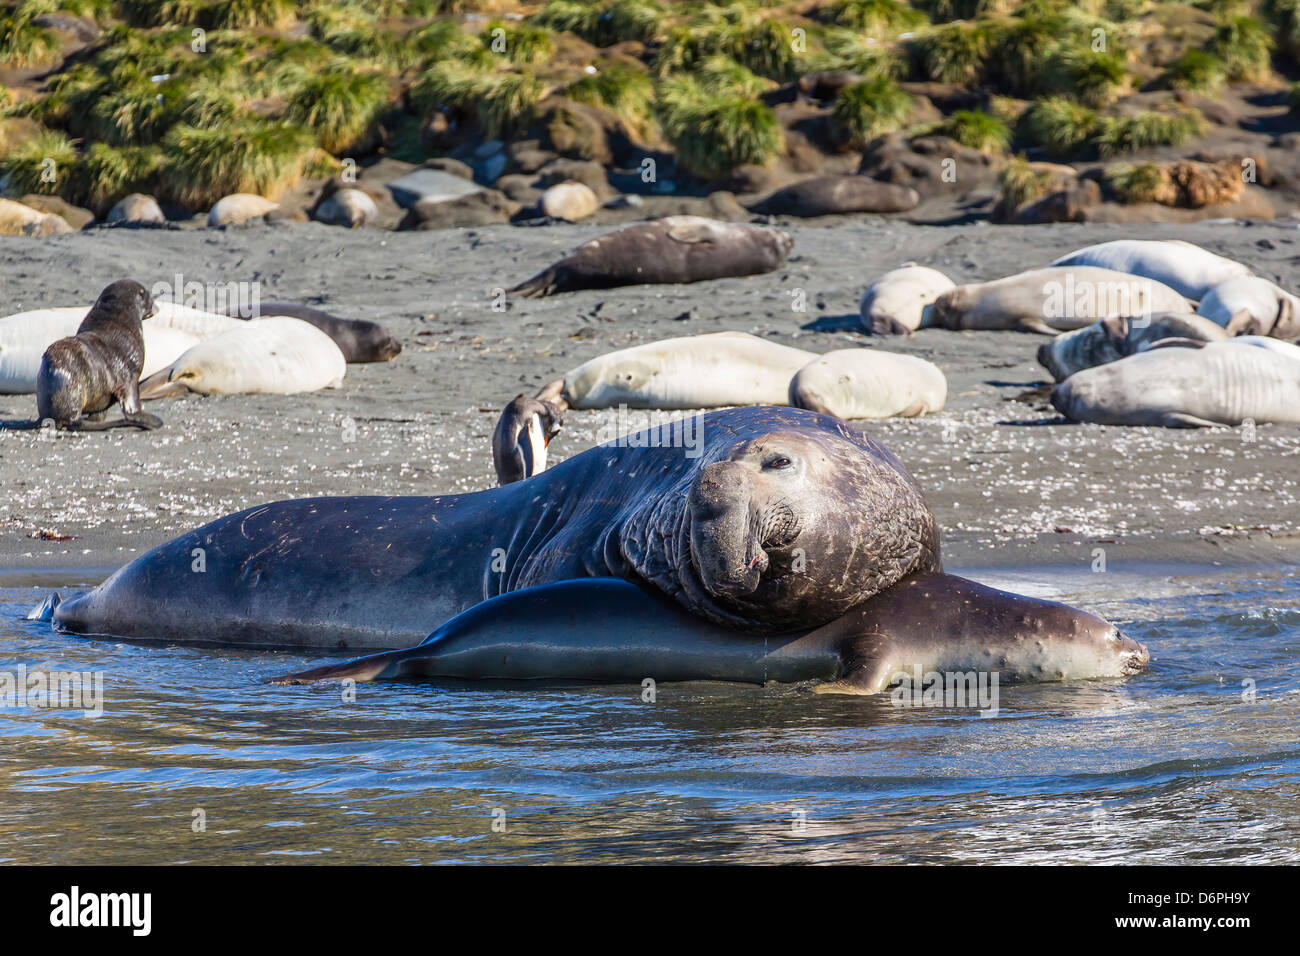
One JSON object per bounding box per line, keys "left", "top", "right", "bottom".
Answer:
{"left": 268, "top": 648, "right": 406, "bottom": 685}
{"left": 28, "top": 592, "right": 62, "bottom": 622}
{"left": 507, "top": 267, "right": 559, "bottom": 298}
{"left": 138, "top": 368, "right": 189, "bottom": 400}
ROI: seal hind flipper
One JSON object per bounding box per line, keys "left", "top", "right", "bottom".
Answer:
{"left": 137, "top": 369, "right": 190, "bottom": 400}
{"left": 28, "top": 592, "right": 62, "bottom": 621}
{"left": 270, "top": 649, "right": 406, "bottom": 685}
{"left": 507, "top": 267, "right": 560, "bottom": 298}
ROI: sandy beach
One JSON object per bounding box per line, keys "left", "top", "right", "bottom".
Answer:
{"left": 2, "top": 217, "right": 1298, "bottom": 578}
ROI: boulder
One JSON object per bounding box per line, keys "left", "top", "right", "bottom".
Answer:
{"left": 20, "top": 194, "right": 94, "bottom": 229}
{"left": 0, "top": 197, "right": 73, "bottom": 236}
{"left": 401, "top": 189, "right": 519, "bottom": 230}
{"left": 385, "top": 166, "right": 482, "bottom": 210}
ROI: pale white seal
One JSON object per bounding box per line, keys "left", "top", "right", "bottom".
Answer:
{"left": 788, "top": 349, "right": 947, "bottom": 419}
{"left": 540, "top": 181, "right": 599, "bottom": 222}
{"left": 1196, "top": 276, "right": 1300, "bottom": 338}
{"left": 1036, "top": 312, "right": 1229, "bottom": 382}
{"left": 1050, "top": 239, "right": 1252, "bottom": 300}
{"left": 857, "top": 263, "right": 956, "bottom": 335}
{"left": 207, "top": 193, "right": 278, "bottom": 227}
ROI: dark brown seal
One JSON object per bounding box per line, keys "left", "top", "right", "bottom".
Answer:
{"left": 2, "top": 279, "right": 162, "bottom": 432}
{"left": 754, "top": 176, "right": 920, "bottom": 217}
{"left": 225, "top": 301, "right": 401, "bottom": 363}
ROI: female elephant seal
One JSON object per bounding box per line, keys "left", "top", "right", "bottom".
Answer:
{"left": 1, "top": 280, "right": 163, "bottom": 432}
{"left": 1036, "top": 312, "right": 1228, "bottom": 382}
{"left": 137, "top": 318, "right": 347, "bottom": 398}
{"left": 222, "top": 301, "right": 402, "bottom": 363}
{"left": 1049, "top": 239, "right": 1251, "bottom": 300}
{"left": 858, "top": 263, "right": 955, "bottom": 335}
{"left": 1051, "top": 338, "right": 1300, "bottom": 427}
{"left": 1197, "top": 277, "right": 1300, "bottom": 339}
{"left": 788, "top": 349, "right": 947, "bottom": 419}
{"left": 507, "top": 217, "right": 793, "bottom": 297}
{"left": 754, "top": 176, "right": 919, "bottom": 217}
{"left": 271, "top": 573, "right": 1148, "bottom": 694}
{"left": 932, "top": 267, "right": 1192, "bottom": 334}
{"left": 51, "top": 407, "right": 940, "bottom": 648}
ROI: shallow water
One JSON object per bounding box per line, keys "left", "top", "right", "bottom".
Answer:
{"left": 0, "top": 562, "right": 1297, "bottom": 864}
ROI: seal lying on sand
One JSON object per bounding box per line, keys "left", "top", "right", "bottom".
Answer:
{"left": 932, "top": 267, "right": 1192, "bottom": 334}
{"left": 270, "top": 573, "right": 1148, "bottom": 694}
{"left": 508, "top": 217, "right": 793, "bottom": 297}
{"left": 1196, "top": 277, "right": 1300, "bottom": 339}
{"left": 493, "top": 394, "right": 564, "bottom": 485}
{"left": 1051, "top": 338, "right": 1300, "bottom": 427}
{"left": 788, "top": 349, "right": 947, "bottom": 419}
{"left": 1049, "top": 239, "right": 1252, "bottom": 300}
{"left": 51, "top": 407, "right": 940, "bottom": 648}
{"left": 223, "top": 301, "right": 402, "bottom": 363}
{"left": 857, "top": 263, "right": 955, "bottom": 335}
{"left": 1036, "top": 312, "right": 1229, "bottom": 382}
{"left": 753, "top": 176, "right": 919, "bottom": 217}
{"left": 137, "top": 318, "right": 347, "bottom": 398}
{"left": 1, "top": 280, "right": 163, "bottom": 432}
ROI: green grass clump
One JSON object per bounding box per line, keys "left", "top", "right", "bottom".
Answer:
{"left": 938, "top": 109, "right": 1011, "bottom": 153}
{"left": 1041, "top": 46, "right": 1128, "bottom": 107}
{"left": 480, "top": 21, "right": 555, "bottom": 67}
{"left": 824, "top": 0, "right": 928, "bottom": 33}
{"left": 911, "top": 21, "right": 994, "bottom": 85}
{"left": 658, "top": 78, "right": 783, "bottom": 180}
{"left": 415, "top": 65, "right": 546, "bottom": 139}
{"left": 1104, "top": 160, "right": 1172, "bottom": 203}
{"left": 1094, "top": 109, "right": 1205, "bottom": 157}
{"left": 819, "top": 29, "right": 906, "bottom": 79}
{"left": 204, "top": 0, "right": 296, "bottom": 30}
{"left": 0, "top": 127, "right": 78, "bottom": 196}
{"left": 655, "top": 11, "right": 803, "bottom": 82}
{"left": 1020, "top": 97, "right": 1100, "bottom": 156}
{"left": 1165, "top": 49, "right": 1227, "bottom": 93}
{"left": 0, "top": 15, "right": 60, "bottom": 68}
{"left": 997, "top": 155, "right": 1056, "bottom": 212}
{"left": 160, "top": 120, "right": 321, "bottom": 207}
{"left": 1206, "top": 15, "right": 1274, "bottom": 81}
{"left": 286, "top": 63, "right": 391, "bottom": 154}
{"left": 1264, "top": 0, "right": 1300, "bottom": 61}
{"left": 831, "top": 78, "right": 911, "bottom": 147}
{"left": 566, "top": 63, "right": 656, "bottom": 138}
{"left": 118, "top": 0, "right": 205, "bottom": 27}
{"left": 533, "top": 0, "right": 662, "bottom": 46}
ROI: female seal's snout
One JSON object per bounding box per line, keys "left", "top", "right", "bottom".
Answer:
{"left": 1115, "top": 629, "right": 1150, "bottom": 674}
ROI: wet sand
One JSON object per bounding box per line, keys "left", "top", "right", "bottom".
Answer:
{"left": 2, "top": 218, "right": 1298, "bottom": 579}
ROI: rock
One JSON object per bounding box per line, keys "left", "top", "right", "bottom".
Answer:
{"left": 314, "top": 188, "right": 380, "bottom": 227}
{"left": 494, "top": 174, "right": 544, "bottom": 205}
{"left": 535, "top": 158, "right": 614, "bottom": 198}
{"left": 207, "top": 193, "right": 279, "bottom": 227}
{"left": 401, "top": 189, "right": 519, "bottom": 230}
{"left": 1011, "top": 179, "right": 1103, "bottom": 224}
{"left": 0, "top": 197, "right": 73, "bottom": 236}
{"left": 507, "top": 141, "right": 559, "bottom": 174}
{"left": 540, "top": 181, "right": 599, "bottom": 221}
{"left": 534, "top": 97, "right": 636, "bottom": 166}
{"left": 31, "top": 13, "right": 100, "bottom": 43}
{"left": 385, "top": 167, "right": 482, "bottom": 210}
{"left": 107, "top": 193, "right": 166, "bottom": 225}
{"left": 424, "top": 157, "right": 475, "bottom": 181}
{"left": 20, "top": 194, "right": 94, "bottom": 229}
{"left": 1078, "top": 187, "right": 1275, "bottom": 224}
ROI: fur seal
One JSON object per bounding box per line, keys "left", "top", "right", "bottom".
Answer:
{"left": 754, "top": 175, "right": 919, "bottom": 217}
{"left": 1, "top": 280, "right": 163, "bottom": 431}
{"left": 269, "top": 573, "right": 1148, "bottom": 694}
{"left": 224, "top": 301, "right": 402, "bottom": 363}
{"left": 545, "top": 332, "right": 817, "bottom": 410}
{"left": 51, "top": 407, "right": 941, "bottom": 648}
{"left": 493, "top": 394, "right": 564, "bottom": 485}
{"left": 931, "top": 267, "right": 1192, "bottom": 334}
{"left": 507, "top": 217, "right": 793, "bottom": 297}
{"left": 1036, "top": 312, "right": 1229, "bottom": 382}
{"left": 858, "top": 263, "right": 956, "bottom": 335}
{"left": 137, "top": 317, "right": 347, "bottom": 398}
{"left": 1049, "top": 239, "right": 1252, "bottom": 301}
{"left": 789, "top": 349, "right": 947, "bottom": 419}
{"left": 1197, "top": 277, "right": 1300, "bottom": 339}
{"left": 1051, "top": 338, "right": 1300, "bottom": 427}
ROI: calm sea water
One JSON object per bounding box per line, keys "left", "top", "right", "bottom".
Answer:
{"left": 0, "top": 562, "right": 1297, "bottom": 864}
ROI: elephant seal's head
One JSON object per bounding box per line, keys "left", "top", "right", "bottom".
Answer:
{"left": 619, "top": 408, "right": 941, "bottom": 632}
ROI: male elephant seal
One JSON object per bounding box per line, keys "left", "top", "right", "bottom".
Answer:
{"left": 221, "top": 301, "right": 401, "bottom": 363}
{"left": 789, "top": 349, "right": 947, "bottom": 419}
{"left": 493, "top": 394, "right": 564, "bottom": 485}
{"left": 542, "top": 331, "right": 817, "bottom": 410}
{"left": 932, "top": 267, "right": 1192, "bottom": 334}
{"left": 1196, "top": 277, "right": 1300, "bottom": 339}
{"left": 754, "top": 176, "right": 919, "bottom": 217}
{"left": 507, "top": 217, "right": 793, "bottom": 297}
{"left": 51, "top": 407, "right": 940, "bottom": 648}
{"left": 1049, "top": 239, "right": 1251, "bottom": 300}
{"left": 1036, "top": 312, "right": 1228, "bottom": 382}
{"left": 857, "top": 263, "right": 956, "bottom": 335}
{"left": 137, "top": 318, "right": 346, "bottom": 398}
{"left": 1051, "top": 338, "right": 1300, "bottom": 427}
{"left": 1, "top": 280, "right": 163, "bottom": 432}
{"left": 270, "top": 573, "right": 1147, "bottom": 694}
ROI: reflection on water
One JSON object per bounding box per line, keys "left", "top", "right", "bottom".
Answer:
{"left": 0, "top": 563, "right": 1297, "bottom": 864}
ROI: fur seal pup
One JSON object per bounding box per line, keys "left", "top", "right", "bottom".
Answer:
{"left": 1, "top": 280, "right": 162, "bottom": 432}
{"left": 931, "top": 267, "right": 1193, "bottom": 334}
{"left": 269, "top": 573, "right": 1148, "bottom": 693}
{"left": 1049, "top": 239, "right": 1252, "bottom": 301}
{"left": 1036, "top": 312, "right": 1229, "bottom": 382}
{"left": 507, "top": 217, "right": 793, "bottom": 297}
{"left": 1051, "top": 338, "right": 1300, "bottom": 427}
{"left": 493, "top": 394, "right": 564, "bottom": 485}
{"left": 1196, "top": 277, "right": 1300, "bottom": 339}
{"left": 754, "top": 176, "right": 919, "bottom": 217}
{"left": 137, "top": 318, "right": 347, "bottom": 398}
{"left": 545, "top": 331, "right": 817, "bottom": 410}
{"left": 51, "top": 407, "right": 941, "bottom": 649}
{"left": 223, "top": 301, "right": 401, "bottom": 363}
{"left": 858, "top": 263, "right": 956, "bottom": 335}
{"left": 788, "top": 349, "right": 947, "bottom": 419}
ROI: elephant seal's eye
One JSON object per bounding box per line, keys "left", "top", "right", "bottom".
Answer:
{"left": 766, "top": 456, "right": 793, "bottom": 470}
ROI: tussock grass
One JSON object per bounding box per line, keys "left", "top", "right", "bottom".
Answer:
{"left": 831, "top": 77, "right": 911, "bottom": 147}
{"left": 0, "top": 127, "right": 78, "bottom": 196}
{"left": 1105, "top": 160, "right": 1174, "bottom": 203}
{"left": 938, "top": 109, "right": 1010, "bottom": 153}
{"left": 997, "top": 155, "right": 1056, "bottom": 212}
{"left": 910, "top": 21, "right": 994, "bottom": 85}
{"left": 0, "top": 15, "right": 60, "bottom": 68}
{"left": 823, "top": 0, "right": 928, "bottom": 33}
{"left": 819, "top": 29, "right": 906, "bottom": 79}
{"left": 658, "top": 77, "right": 783, "bottom": 179}
{"left": 204, "top": 0, "right": 296, "bottom": 31}
{"left": 286, "top": 62, "right": 392, "bottom": 154}
{"left": 480, "top": 21, "right": 556, "bottom": 67}
{"left": 566, "top": 62, "right": 656, "bottom": 138}
{"left": 1041, "top": 46, "right": 1128, "bottom": 107}
{"left": 533, "top": 0, "right": 663, "bottom": 47}
{"left": 160, "top": 119, "right": 320, "bottom": 206}
{"left": 1206, "top": 14, "right": 1274, "bottom": 81}
{"left": 1094, "top": 109, "right": 1205, "bottom": 157}
{"left": 1165, "top": 49, "right": 1227, "bottom": 93}
{"left": 415, "top": 64, "right": 547, "bottom": 139}
{"left": 1020, "top": 96, "right": 1100, "bottom": 156}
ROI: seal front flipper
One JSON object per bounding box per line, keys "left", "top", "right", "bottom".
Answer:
{"left": 1013, "top": 316, "right": 1062, "bottom": 335}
